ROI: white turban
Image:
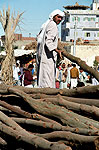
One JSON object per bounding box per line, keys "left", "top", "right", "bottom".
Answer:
{"left": 49, "top": 9, "right": 64, "bottom": 19}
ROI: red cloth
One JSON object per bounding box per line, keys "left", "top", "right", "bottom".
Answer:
{"left": 56, "top": 81, "right": 59, "bottom": 89}
{"left": 24, "top": 70, "right": 33, "bottom": 86}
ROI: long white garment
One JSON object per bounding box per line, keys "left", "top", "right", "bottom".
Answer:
{"left": 79, "top": 71, "right": 88, "bottom": 86}
{"left": 37, "top": 20, "right": 58, "bottom": 88}
{"left": 25, "top": 84, "right": 33, "bottom": 88}
{"left": 37, "top": 9, "right": 64, "bottom": 88}
{"left": 92, "top": 78, "right": 99, "bottom": 85}
{"left": 66, "top": 66, "right": 72, "bottom": 84}
{"left": 13, "top": 65, "right": 18, "bottom": 81}
{"left": 71, "top": 78, "right": 78, "bottom": 89}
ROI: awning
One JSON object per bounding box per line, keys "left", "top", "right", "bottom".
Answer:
{"left": 0, "top": 49, "right": 36, "bottom": 57}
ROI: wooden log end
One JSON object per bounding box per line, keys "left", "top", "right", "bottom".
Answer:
{"left": 94, "top": 137, "right": 99, "bottom": 150}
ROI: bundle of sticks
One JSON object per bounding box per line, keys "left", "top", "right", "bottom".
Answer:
{"left": 0, "top": 84, "right": 99, "bottom": 150}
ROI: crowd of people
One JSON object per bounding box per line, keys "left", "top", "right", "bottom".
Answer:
{"left": 13, "top": 60, "right": 37, "bottom": 88}
{"left": 12, "top": 60, "right": 99, "bottom": 89}
{"left": 55, "top": 62, "right": 90, "bottom": 89}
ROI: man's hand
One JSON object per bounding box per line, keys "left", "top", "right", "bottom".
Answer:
{"left": 55, "top": 49, "right": 63, "bottom": 59}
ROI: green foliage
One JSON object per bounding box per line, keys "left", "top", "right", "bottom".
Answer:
{"left": 0, "top": 46, "right": 5, "bottom": 51}
{"left": 13, "top": 45, "right": 18, "bottom": 49}
{"left": 93, "top": 60, "right": 99, "bottom": 67}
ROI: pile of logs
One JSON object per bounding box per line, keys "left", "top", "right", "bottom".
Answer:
{"left": 0, "top": 84, "right": 99, "bottom": 150}
{"left": 24, "top": 41, "right": 37, "bottom": 50}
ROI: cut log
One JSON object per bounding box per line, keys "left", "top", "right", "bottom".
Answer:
{"left": 37, "top": 131, "right": 98, "bottom": 144}
{"left": 60, "top": 85, "right": 99, "bottom": 98}
{"left": 0, "top": 100, "right": 32, "bottom": 118}
{"left": 94, "top": 137, "right": 99, "bottom": 150}
{"left": 62, "top": 96, "right": 99, "bottom": 107}
{"left": 0, "top": 121, "right": 72, "bottom": 150}
{"left": 41, "top": 97, "right": 99, "bottom": 119}
{"left": 29, "top": 93, "right": 99, "bottom": 107}
{"left": 0, "top": 84, "right": 99, "bottom": 99}
{"left": 32, "top": 113, "right": 62, "bottom": 126}
{"left": 12, "top": 117, "right": 99, "bottom": 136}
{"left": 8, "top": 84, "right": 99, "bottom": 98}
{"left": 0, "top": 111, "right": 22, "bottom": 131}
{"left": 8, "top": 85, "right": 60, "bottom": 95}
{"left": 0, "top": 137, "right": 7, "bottom": 146}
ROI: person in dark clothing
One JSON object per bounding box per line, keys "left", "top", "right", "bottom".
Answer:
{"left": 24, "top": 64, "right": 34, "bottom": 88}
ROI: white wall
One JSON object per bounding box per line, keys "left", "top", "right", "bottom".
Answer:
{"left": 70, "top": 45, "right": 99, "bottom": 66}
{"left": 92, "top": 3, "right": 99, "bottom": 10}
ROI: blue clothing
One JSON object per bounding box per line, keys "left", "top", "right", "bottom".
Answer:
{"left": 32, "top": 69, "right": 34, "bottom": 75}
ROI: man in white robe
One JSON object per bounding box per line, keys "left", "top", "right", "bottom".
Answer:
{"left": 37, "top": 9, "right": 64, "bottom": 88}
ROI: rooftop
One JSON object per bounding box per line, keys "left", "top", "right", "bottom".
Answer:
{"left": 64, "top": 9, "right": 99, "bottom": 15}
{"left": 64, "top": 2, "right": 90, "bottom": 10}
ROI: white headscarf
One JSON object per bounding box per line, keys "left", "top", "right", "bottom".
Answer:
{"left": 49, "top": 9, "right": 64, "bottom": 20}
{"left": 37, "top": 9, "right": 64, "bottom": 43}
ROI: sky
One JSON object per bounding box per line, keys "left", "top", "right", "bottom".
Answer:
{"left": 0, "top": 0, "right": 92, "bottom": 38}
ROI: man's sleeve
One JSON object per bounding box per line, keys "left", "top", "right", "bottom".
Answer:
{"left": 45, "top": 22, "right": 58, "bottom": 51}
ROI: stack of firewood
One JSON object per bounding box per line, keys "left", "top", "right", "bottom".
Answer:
{"left": 24, "top": 41, "right": 37, "bottom": 50}
{"left": 0, "top": 84, "right": 99, "bottom": 150}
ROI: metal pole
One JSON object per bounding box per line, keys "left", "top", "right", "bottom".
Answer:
{"left": 73, "top": 16, "right": 77, "bottom": 56}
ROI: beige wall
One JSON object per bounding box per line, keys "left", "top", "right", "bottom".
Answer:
{"left": 71, "top": 45, "right": 99, "bottom": 66}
